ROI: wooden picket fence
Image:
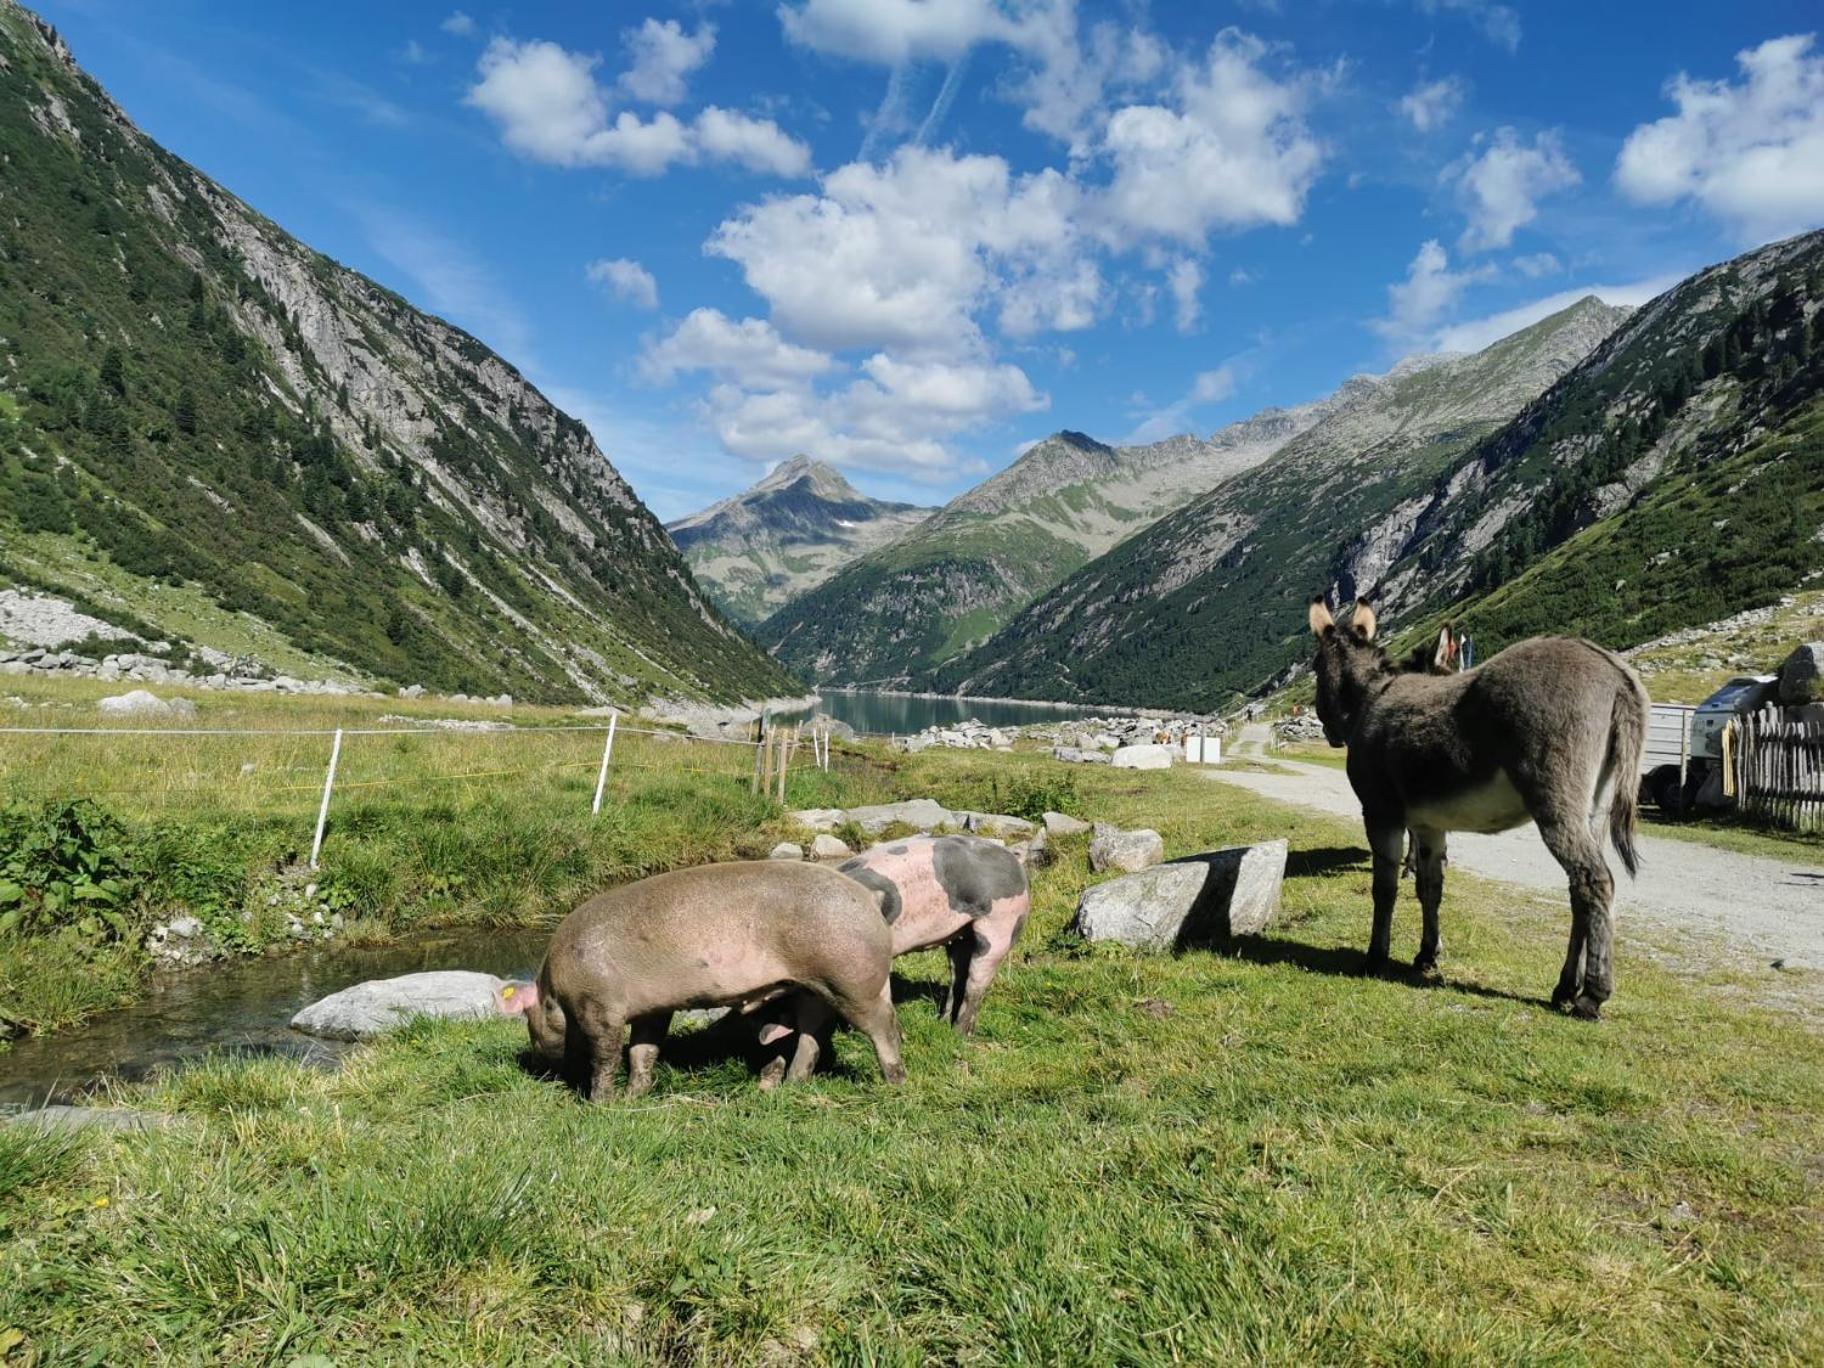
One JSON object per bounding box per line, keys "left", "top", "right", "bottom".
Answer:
{"left": 1733, "top": 706, "right": 1824, "bottom": 832}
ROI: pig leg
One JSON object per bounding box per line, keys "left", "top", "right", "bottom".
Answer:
{"left": 939, "top": 937, "right": 972, "bottom": 1024}
{"left": 624, "top": 1011, "right": 671, "bottom": 1100}
{"left": 784, "top": 995, "right": 835, "bottom": 1084}
{"left": 951, "top": 903, "right": 1026, "bottom": 1036}
{"left": 756, "top": 1006, "right": 798, "bottom": 1091}
{"left": 831, "top": 977, "right": 906, "bottom": 1086}
{"left": 569, "top": 1000, "right": 626, "bottom": 1102}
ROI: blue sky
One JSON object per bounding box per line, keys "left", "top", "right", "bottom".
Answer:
{"left": 37, "top": 1, "right": 1824, "bottom": 519}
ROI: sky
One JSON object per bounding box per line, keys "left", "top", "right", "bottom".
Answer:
{"left": 35, "top": 0, "right": 1824, "bottom": 520}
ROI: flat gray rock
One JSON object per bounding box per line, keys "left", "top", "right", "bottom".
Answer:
{"left": 768, "top": 841, "right": 804, "bottom": 860}
{"left": 290, "top": 970, "right": 524, "bottom": 1041}
{"left": 1043, "top": 811, "right": 1091, "bottom": 837}
{"left": 810, "top": 833, "right": 854, "bottom": 859}
{"left": 1090, "top": 822, "right": 1165, "bottom": 873}
{"left": 845, "top": 799, "right": 955, "bottom": 834}
{"left": 789, "top": 808, "right": 845, "bottom": 832}
{"left": 1111, "top": 743, "right": 1173, "bottom": 770}
{"left": 6, "top": 1105, "right": 183, "bottom": 1133}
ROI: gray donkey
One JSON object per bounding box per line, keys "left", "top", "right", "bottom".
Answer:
{"left": 1308, "top": 598, "right": 1648, "bottom": 1018}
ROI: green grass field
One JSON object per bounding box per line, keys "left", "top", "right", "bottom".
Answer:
{"left": 1, "top": 716, "right": 1821, "bottom": 1362}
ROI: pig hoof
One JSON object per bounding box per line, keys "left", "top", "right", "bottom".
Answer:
{"left": 757, "top": 1057, "right": 787, "bottom": 1091}
{"left": 881, "top": 1064, "right": 907, "bottom": 1087}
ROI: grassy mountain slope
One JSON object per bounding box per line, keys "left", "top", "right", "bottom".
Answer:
{"left": 758, "top": 411, "right": 1323, "bottom": 684}
{"left": 666, "top": 456, "right": 933, "bottom": 625}
{"left": 0, "top": 3, "right": 794, "bottom": 704}
{"left": 936, "top": 298, "right": 1629, "bottom": 708}
{"left": 1373, "top": 231, "right": 1824, "bottom": 658}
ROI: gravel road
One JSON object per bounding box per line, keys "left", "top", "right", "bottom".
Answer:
{"left": 1218, "top": 726, "right": 1824, "bottom": 975}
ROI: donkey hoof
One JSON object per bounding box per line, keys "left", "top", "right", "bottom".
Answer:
{"left": 1570, "top": 996, "right": 1604, "bottom": 1022}
{"left": 1550, "top": 985, "right": 1579, "bottom": 1011}
{"left": 1412, "top": 952, "right": 1441, "bottom": 977}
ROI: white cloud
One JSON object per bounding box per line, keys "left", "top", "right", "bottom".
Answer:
{"left": 1398, "top": 75, "right": 1465, "bottom": 132}
{"left": 1375, "top": 239, "right": 1496, "bottom": 344}
{"left": 1229, "top": 266, "right": 1254, "bottom": 286}
{"left": 618, "top": 18, "right": 716, "bottom": 107}
{"left": 694, "top": 106, "right": 814, "bottom": 177}
{"left": 1098, "top": 31, "right": 1324, "bottom": 247}
{"left": 1124, "top": 362, "right": 1238, "bottom": 443}
{"left": 998, "top": 257, "right": 1104, "bottom": 337}
{"left": 1452, "top": 126, "right": 1579, "bottom": 252}
{"left": 402, "top": 39, "right": 431, "bottom": 66}
{"left": 1168, "top": 258, "right": 1203, "bottom": 333}
{"left": 586, "top": 257, "right": 659, "bottom": 310}
{"left": 441, "top": 11, "right": 476, "bottom": 38}
{"left": 1414, "top": 0, "right": 1520, "bottom": 52}
{"left": 1511, "top": 251, "right": 1562, "bottom": 278}
{"left": 641, "top": 309, "right": 836, "bottom": 386}
{"left": 465, "top": 37, "right": 809, "bottom": 177}
{"left": 1431, "top": 274, "right": 1679, "bottom": 353}
{"left": 777, "top": 0, "right": 1018, "bottom": 65}
{"left": 1615, "top": 34, "right": 1824, "bottom": 244}
{"left": 707, "top": 146, "right": 1086, "bottom": 353}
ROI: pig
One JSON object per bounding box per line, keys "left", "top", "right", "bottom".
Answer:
{"left": 757, "top": 834, "right": 1029, "bottom": 1079}
{"left": 527, "top": 861, "right": 906, "bottom": 1101}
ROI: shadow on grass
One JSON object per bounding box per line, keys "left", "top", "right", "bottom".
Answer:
{"left": 1285, "top": 845, "right": 1370, "bottom": 879}
{"left": 1223, "top": 933, "right": 1556, "bottom": 1011}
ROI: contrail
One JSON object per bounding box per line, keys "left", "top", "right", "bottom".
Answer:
{"left": 916, "top": 51, "right": 972, "bottom": 146}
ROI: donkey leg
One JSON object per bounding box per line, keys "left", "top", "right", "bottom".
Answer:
{"left": 1411, "top": 826, "right": 1447, "bottom": 974}
{"left": 1364, "top": 819, "right": 1404, "bottom": 968}
{"left": 1534, "top": 813, "right": 1615, "bottom": 1019}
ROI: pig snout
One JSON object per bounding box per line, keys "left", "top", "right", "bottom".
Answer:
{"left": 495, "top": 980, "right": 539, "bottom": 1016}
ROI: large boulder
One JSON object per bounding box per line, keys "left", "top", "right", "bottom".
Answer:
{"left": 789, "top": 808, "right": 845, "bottom": 832}
{"left": 1111, "top": 744, "right": 1173, "bottom": 770}
{"left": 845, "top": 799, "right": 954, "bottom": 834}
{"left": 1042, "top": 811, "right": 1091, "bottom": 837}
{"left": 1779, "top": 642, "right": 1823, "bottom": 705}
{"left": 1072, "top": 840, "right": 1287, "bottom": 950}
{"left": 98, "top": 689, "right": 196, "bottom": 719}
{"left": 811, "top": 833, "right": 854, "bottom": 859}
{"left": 957, "top": 811, "right": 1036, "bottom": 839}
{"left": 1090, "top": 822, "right": 1165, "bottom": 873}
{"left": 291, "top": 971, "right": 535, "bottom": 1041}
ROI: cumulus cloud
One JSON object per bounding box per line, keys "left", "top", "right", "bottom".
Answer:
{"left": 1398, "top": 75, "right": 1466, "bottom": 132}
{"left": 586, "top": 257, "right": 659, "bottom": 310}
{"left": 1098, "top": 31, "right": 1325, "bottom": 247}
{"left": 1451, "top": 126, "right": 1579, "bottom": 251}
{"left": 707, "top": 146, "right": 1087, "bottom": 353}
{"left": 641, "top": 309, "right": 836, "bottom": 386}
{"left": 777, "top": 0, "right": 1018, "bottom": 65}
{"left": 1615, "top": 33, "right": 1824, "bottom": 243}
{"left": 618, "top": 18, "right": 715, "bottom": 107}
{"left": 1511, "top": 251, "right": 1562, "bottom": 278}
{"left": 465, "top": 37, "right": 809, "bottom": 177}
{"left": 1375, "top": 239, "right": 1497, "bottom": 344}
{"left": 441, "top": 11, "right": 476, "bottom": 38}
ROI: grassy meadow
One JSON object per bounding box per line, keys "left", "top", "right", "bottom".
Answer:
{"left": 0, "top": 675, "right": 884, "bottom": 1039}
{"left": 0, "top": 697, "right": 1821, "bottom": 1362}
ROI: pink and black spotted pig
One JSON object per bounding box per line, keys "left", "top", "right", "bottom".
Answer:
{"left": 840, "top": 834, "right": 1030, "bottom": 1035}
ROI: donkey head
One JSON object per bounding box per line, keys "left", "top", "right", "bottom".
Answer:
{"left": 1308, "top": 597, "right": 1388, "bottom": 747}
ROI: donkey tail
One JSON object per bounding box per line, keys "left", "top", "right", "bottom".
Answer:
{"left": 1606, "top": 662, "right": 1649, "bottom": 879}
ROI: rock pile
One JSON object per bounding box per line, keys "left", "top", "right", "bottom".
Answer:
{"left": 894, "top": 718, "right": 1016, "bottom": 752}
{"left": 1273, "top": 713, "right": 1327, "bottom": 743}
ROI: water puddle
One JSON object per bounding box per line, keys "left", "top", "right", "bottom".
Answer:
{"left": 0, "top": 927, "right": 551, "bottom": 1107}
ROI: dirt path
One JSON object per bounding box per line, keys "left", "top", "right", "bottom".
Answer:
{"left": 1218, "top": 726, "right": 1824, "bottom": 974}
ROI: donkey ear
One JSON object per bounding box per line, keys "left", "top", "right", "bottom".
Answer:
{"left": 1351, "top": 599, "right": 1378, "bottom": 641}
{"left": 1308, "top": 597, "right": 1335, "bottom": 636}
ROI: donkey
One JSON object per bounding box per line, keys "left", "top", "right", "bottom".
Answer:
{"left": 1308, "top": 598, "right": 1648, "bottom": 1018}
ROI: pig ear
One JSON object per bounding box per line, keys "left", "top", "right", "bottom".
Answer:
{"left": 1308, "top": 597, "right": 1335, "bottom": 636}
{"left": 867, "top": 888, "right": 888, "bottom": 914}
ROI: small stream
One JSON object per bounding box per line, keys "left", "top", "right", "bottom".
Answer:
{"left": 0, "top": 927, "right": 551, "bottom": 1108}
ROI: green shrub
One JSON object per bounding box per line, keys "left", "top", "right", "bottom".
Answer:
{"left": 0, "top": 798, "right": 140, "bottom": 941}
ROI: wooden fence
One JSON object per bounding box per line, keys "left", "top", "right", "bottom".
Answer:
{"left": 1733, "top": 706, "right": 1824, "bottom": 832}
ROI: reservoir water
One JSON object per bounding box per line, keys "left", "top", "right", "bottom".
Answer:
{"left": 784, "top": 689, "right": 1105, "bottom": 735}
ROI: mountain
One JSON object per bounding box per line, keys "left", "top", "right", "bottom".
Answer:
{"left": 934, "top": 295, "right": 1633, "bottom": 708}
{"left": 666, "top": 457, "right": 933, "bottom": 625}
{"left": 0, "top": 2, "right": 795, "bottom": 705}
{"left": 756, "top": 409, "right": 1329, "bottom": 684}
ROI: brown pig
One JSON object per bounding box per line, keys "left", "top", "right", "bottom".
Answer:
{"left": 528, "top": 861, "right": 905, "bottom": 1101}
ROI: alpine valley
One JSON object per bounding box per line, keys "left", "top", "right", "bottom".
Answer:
{"left": 0, "top": 2, "right": 795, "bottom": 705}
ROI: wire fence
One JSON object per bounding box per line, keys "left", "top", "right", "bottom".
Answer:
{"left": 0, "top": 713, "right": 869, "bottom": 867}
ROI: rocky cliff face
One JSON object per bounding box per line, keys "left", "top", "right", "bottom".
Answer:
{"left": 0, "top": 1, "right": 796, "bottom": 704}
{"left": 756, "top": 409, "right": 1324, "bottom": 684}
{"left": 934, "top": 296, "right": 1633, "bottom": 708}
{"left": 666, "top": 457, "right": 934, "bottom": 625}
